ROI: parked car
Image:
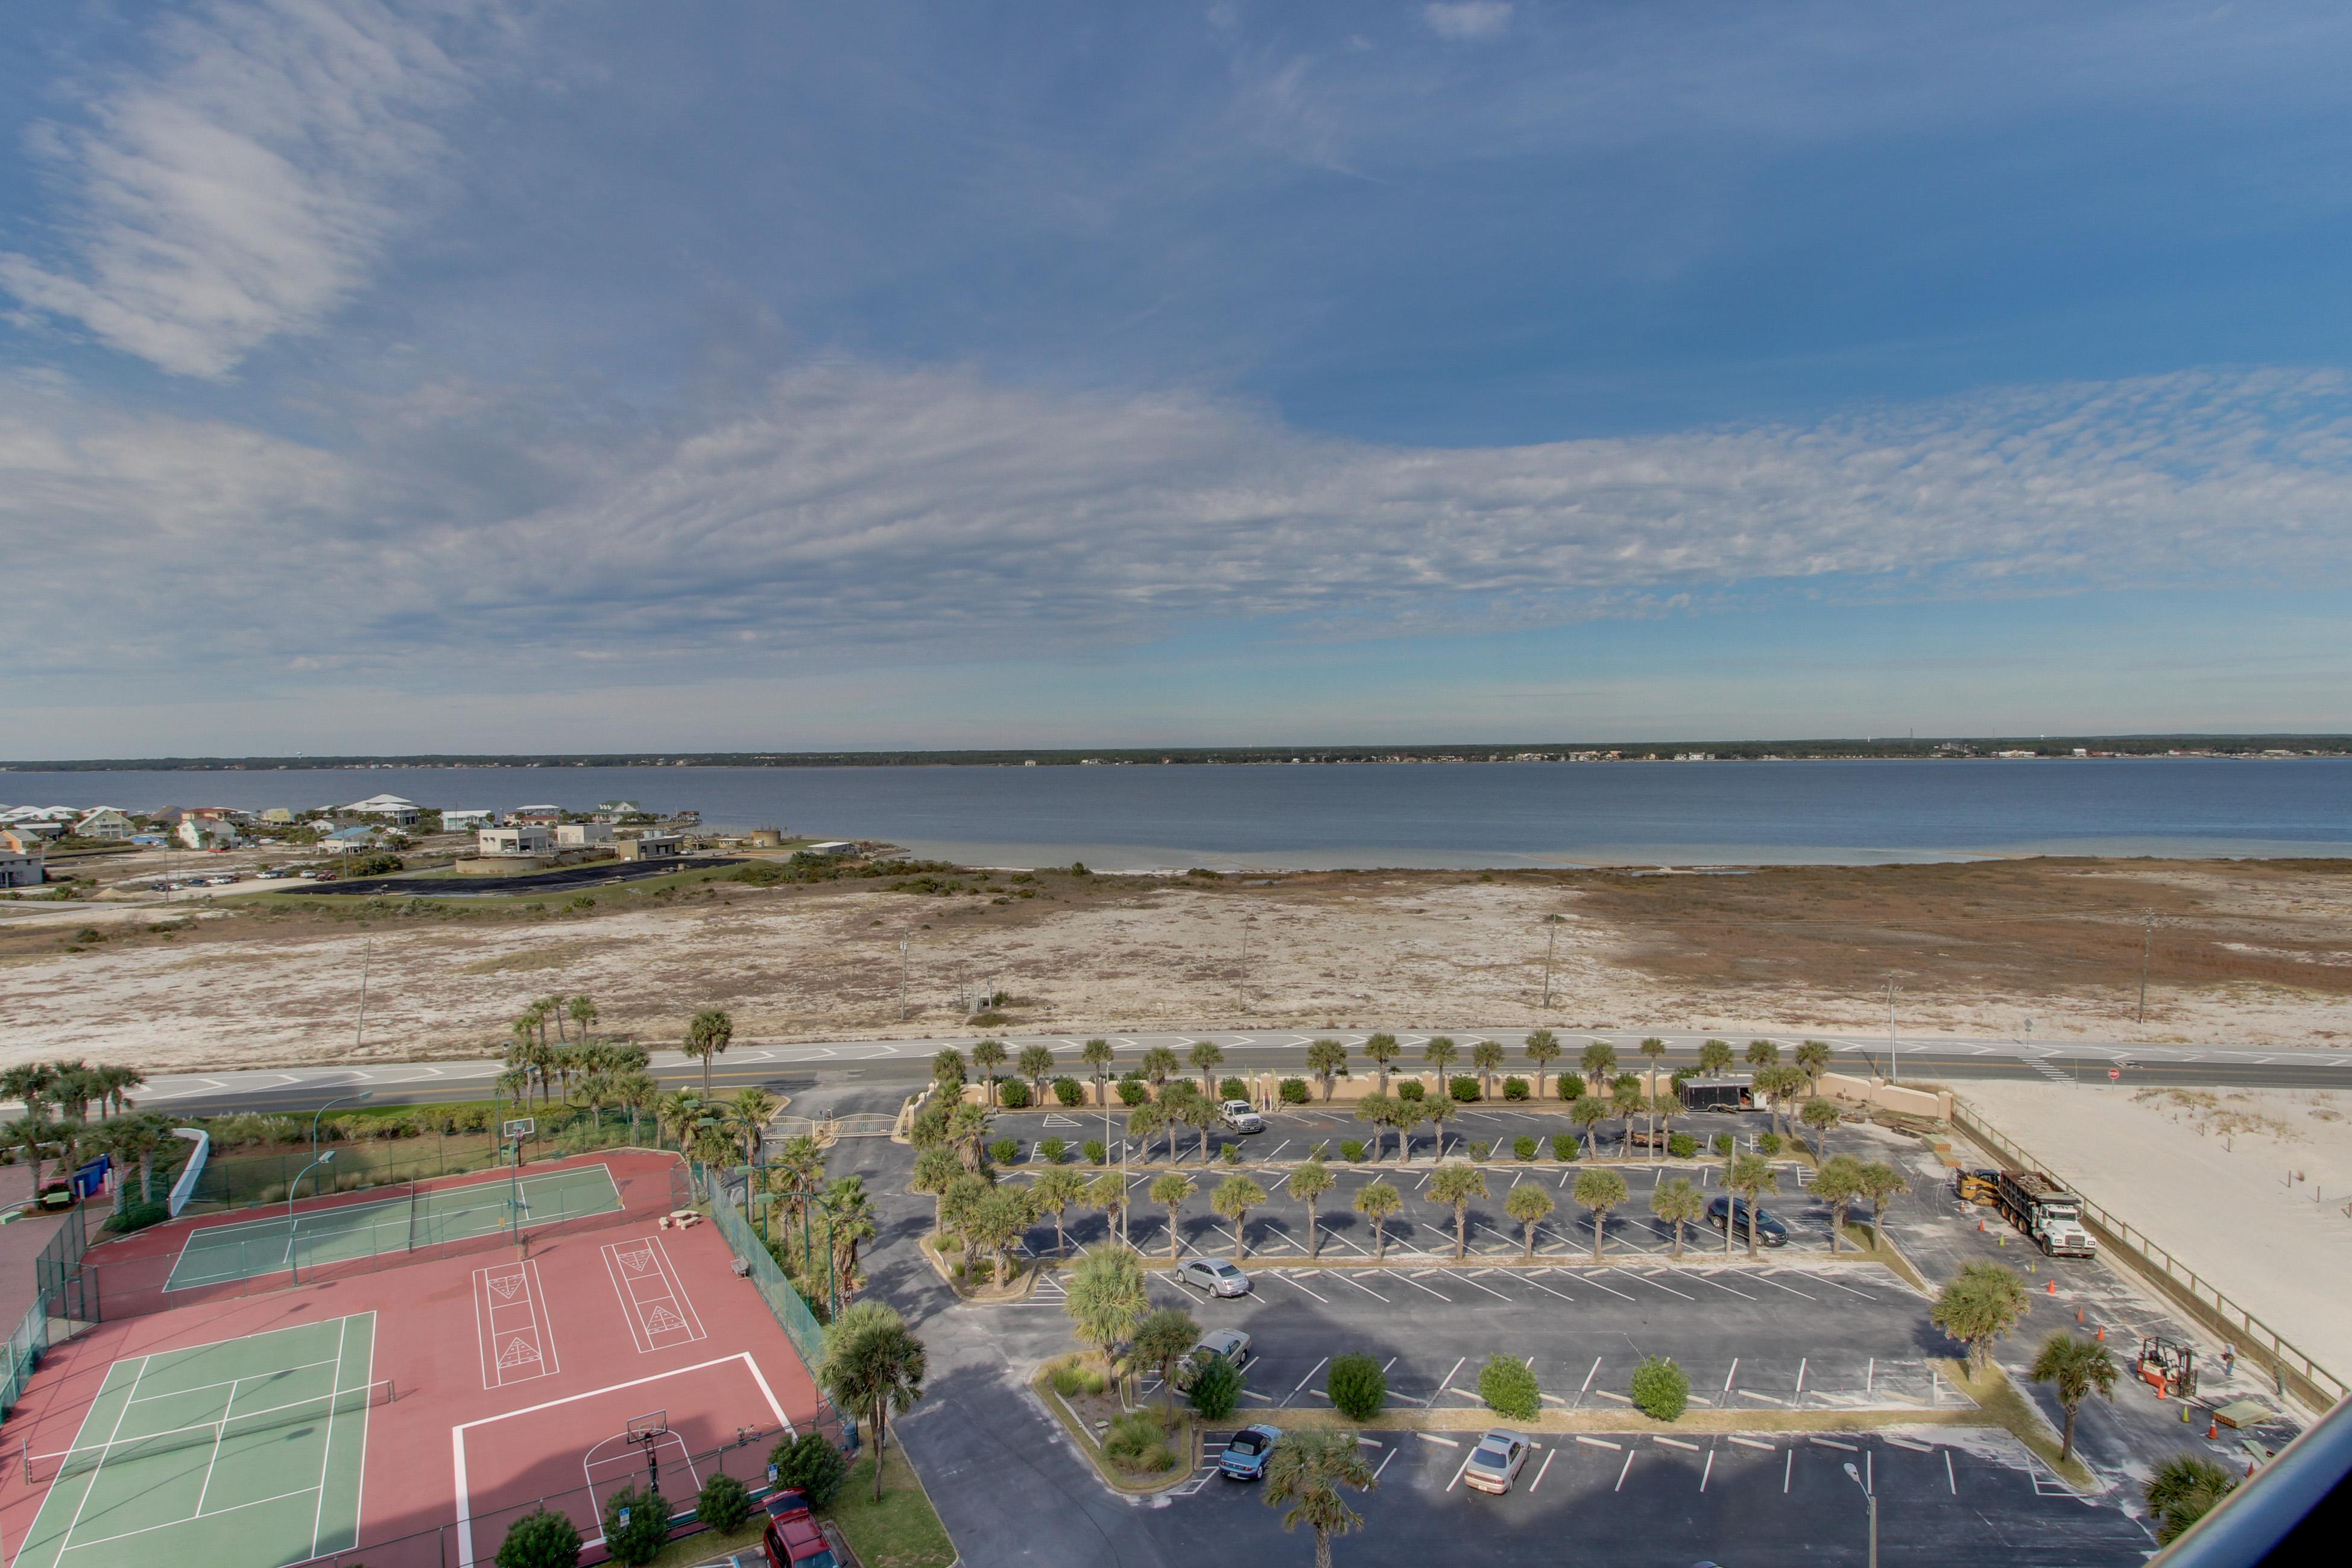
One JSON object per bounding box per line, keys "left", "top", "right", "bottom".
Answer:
{"left": 762, "top": 1489, "right": 839, "bottom": 1568}
{"left": 1705, "top": 1194, "right": 1789, "bottom": 1247}
{"left": 1174, "top": 1328, "right": 1251, "bottom": 1390}
{"left": 1178, "top": 1257, "right": 1253, "bottom": 1298}
{"left": 1219, "top": 1423, "right": 1283, "bottom": 1481}
{"left": 1219, "top": 1099, "right": 1265, "bottom": 1133}
{"left": 1462, "top": 1429, "right": 1531, "bottom": 1494}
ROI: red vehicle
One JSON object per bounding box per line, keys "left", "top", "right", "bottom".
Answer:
{"left": 760, "top": 1490, "right": 838, "bottom": 1568}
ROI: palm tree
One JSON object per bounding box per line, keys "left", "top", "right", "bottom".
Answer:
{"left": 1579, "top": 1040, "right": 1616, "bottom": 1096}
{"left": 730, "top": 1088, "right": 779, "bottom": 1164}
{"left": 771, "top": 1135, "right": 827, "bottom": 1231}
{"left": 931, "top": 1048, "right": 968, "bottom": 1100}
{"left": 1813, "top": 1155, "right": 1866, "bottom": 1254}
{"left": 970, "top": 1039, "right": 1008, "bottom": 1105}
{"left": 1189, "top": 1040, "right": 1226, "bottom": 1100}
{"left": 966, "top": 1183, "right": 1036, "bottom": 1285}
{"left": 1794, "top": 1039, "right": 1831, "bottom": 1096}
{"left": 1305, "top": 1039, "right": 1349, "bottom": 1102}
{"left": 612, "top": 1070, "right": 659, "bottom": 1145}
{"left": 1140, "top": 1045, "right": 1180, "bottom": 1089}
{"left": 1523, "top": 1029, "right": 1561, "bottom": 1100}
{"left": 1573, "top": 1168, "right": 1628, "bottom": 1262}
{"left": 1353, "top": 1095, "right": 1393, "bottom": 1163}
{"left": 1745, "top": 1038, "right": 1780, "bottom": 1069}
{"left": 1932, "top": 1262, "right": 2031, "bottom": 1376}
{"left": 823, "top": 1176, "right": 878, "bottom": 1294}
{"left": 1361, "top": 1033, "right": 1401, "bottom": 1094}
{"left": 1859, "top": 1161, "right": 1909, "bottom": 1242}
{"left": 1728, "top": 1153, "right": 1776, "bottom": 1258}
{"left": 1064, "top": 1245, "right": 1148, "bottom": 1373}
{"left": 1754, "top": 1065, "right": 1807, "bottom": 1142}
{"left": 1470, "top": 1040, "right": 1505, "bottom": 1101}
{"left": 1638, "top": 1037, "right": 1668, "bottom": 1154}
{"left": 93, "top": 1064, "right": 145, "bottom": 1117}
{"left": 1651, "top": 1177, "right": 1705, "bottom": 1259}
{"left": 1133, "top": 1307, "right": 1204, "bottom": 1416}
{"left": 496, "top": 1066, "right": 536, "bottom": 1120}
{"left": 1127, "top": 1102, "right": 1168, "bottom": 1167}
{"left": 818, "top": 1304, "right": 927, "bottom": 1502}
{"left": 1263, "top": 1429, "right": 1377, "bottom": 1568}
{"left": 1421, "top": 1037, "right": 1458, "bottom": 1090}
{"left": 1290, "top": 1159, "right": 1335, "bottom": 1259}
{"left": 1353, "top": 1179, "right": 1403, "bottom": 1260}
{"left": 1696, "top": 1038, "right": 1735, "bottom": 1076}
{"left": 654, "top": 1089, "right": 704, "bottom": 1152}
{"left": 1178, "top": 1093, "right": 1220, "bottom": 1165}
{"left": 1080, "top": 1038, "right": 1117, "bottom": 1107}
{"left": 1032, "top": 1167, "right": 1089, "bottom": 1255}
{"left": 1086, "top": 1171, "right": 1131, "bottom": 1248}
{"left": 567, "top": 994, "right": 599, "bottom": 1041}
{"left": 947, "top": 1103, "right": 994, "bottom": 1175}
{"left": 1017, "top": 1043, "right": 1056, "bottom": 1104}
{"left": 113, "top": 1113, "right": 177, "bottom": 1210}
{"left": 1428, "top": 1162, "right": 1487, "bottom": 1260}
{"left": 1800, "top": 1098, "right": 1841, "bottom": 1160}
{"left": 1568, "top": 1095, "right": 1609, "bottom": 1155}
{"left": 683, "top": 1008, "right": 734, "bottom": 1099}
{"left": 1611, "top": 1073, "right": 1643, "bottom": 1155}
{"left": 1505, "top": 1183, "right": 1554, "bottom": 1260}
{"left": 2146, "top": 1455, "right": 2237, "bottom": 1544}
{"left": 1393, "top": 1097, "right": 1429, "bottom": 1167}
{"left": 2029, "top": 1332, "right": 2117, "bottom": 1465}
{"left": 1212, "top": 1174, "right": 1267, "bottom": 1261}
{"left": 1149, "top": 1172, "right": 1196, "bottom": 1260}
{"left": 0, "top": 1064, "right": 56, "bottom": 1120}
{"left": 911, "top": 1148, "right": 962, "bottom": 1236}
{"left": 1426, "top": 1096, "right": 1462, "bottom": 1161}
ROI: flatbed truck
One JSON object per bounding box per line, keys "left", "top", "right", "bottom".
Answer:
{"left": 1995, "top": 1169, "right": 2098, "bottom": 1257}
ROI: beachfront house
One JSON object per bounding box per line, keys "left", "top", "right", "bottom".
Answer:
{"left": 342, "top": 794, "right": 422, "bottom": 826}
{"left": 260, "top": 808, "right": 296, "bottom": 824}
{"left": 177, "top": 818, "right": 242, "bottom": 850}
{"left": 508, "top": 805, "right": 563, "bottom": 826}
{"left": 480, "top": 825, "right": 553, "bottom": 857}
{"left": 618, "top": 832, "right": 683, "bottom": 862}
{"left": 0, "top": 839, "right": 40, "bottom": 888}
{"left": 72, "top": 809, "right": 136, "bottom": 841}
{"left": 316, "top": 826, "right": 378, "bottom": 855}
{"left": 440, "top": 809, "right": 495, "bottom": 832}
{"left": 553, "top": 823, "right": 614, "bottom": 847}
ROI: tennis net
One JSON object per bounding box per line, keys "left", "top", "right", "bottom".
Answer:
{"left": 24, "top": 1377, "right": 395, "bottom": 1483}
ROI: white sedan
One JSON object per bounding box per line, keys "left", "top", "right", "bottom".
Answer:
{"left": 1461, "top": 1429, "right": 1530, "bottom": 1495}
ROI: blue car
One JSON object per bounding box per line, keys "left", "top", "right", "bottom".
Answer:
{"left": 1219, "top": 1424, "right": 1282, "bottom": 1481}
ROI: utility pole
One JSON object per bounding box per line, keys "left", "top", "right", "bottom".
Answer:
{"left": 1541, "top": 915, "right": 1563, "bottom": 1010}
{"left": 1885, "top": 977, "right": 1898, "bottom": 1082}
{"left": 353, "top": 937, "right": 373, "bottom": 1053}
{"left": 1238, "top": 918, "right": 1251, "bottom": 1016}
{"left": 899, "top": 938, "right": 909, "bottom": 1021}
{"left": 2137, "top": 911, "right": 2154, "bottom": 1026}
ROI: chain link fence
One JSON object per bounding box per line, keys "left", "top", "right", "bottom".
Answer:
{"left": 2, "top": 1216, "right": 90, "bottom": 1417}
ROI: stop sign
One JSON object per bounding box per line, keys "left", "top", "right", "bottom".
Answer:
{"left": 2108, "top": 1067, "right": 2120, "bottom": 1082}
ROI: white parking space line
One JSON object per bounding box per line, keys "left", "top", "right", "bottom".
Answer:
{"left": 1373, "top": 1447, "right": 1399, "bottom": 1481}
{"left": 1571, "top": 1271, "right": 1637, "bottom": 1302}
{"left": 1327, "top": 1271, "right": 1391, "bottom": 1303}
{"left": 1391, "top": 1273, "right": 1453, "bottom": 1301}
{"left": 1946, "top": 1450, "right": 1957, "bottom": 1494}
{"left": 1576, "top": 1356, "right": 1602, "bottom": 1408}
{"left": 1728, "top": 1435, "right": 1774, "bottom": 1451}
{"left": 1444, "top": 1270, "right": 1514, "bottom": 1301}
{"left": 1518, "top": 1275, "right": 1576, "bottom": 1303}
{"left": 1272, "top": 1272, "right": 1331, "bottom": 1304}
{"left": 1575, "top": 1435, "right": 1621, "bottom": 1450}
{"left": 1701, "top": 1448, "right": 1715, "bottom": 1490}
{"left": 1614, "top": 1451, "right": 1636, "bottom": 1491}
{"left": 1751, "top": 1272, "right": 1817, "bottom": 1300}
{"left": 1654, "top": 1436, "right": 1700, "bottom": 1451}
{"left": 1722, "top": 1358, "right": 1739, "bottom": 1397}
{"left": 1530, "top": 1449, "right": 1557, "bottom": 1492}
{"left": 1784, "top": 1450, "right": 1794, "bottom": 1493}
{"left": 1293, "top": 1358, "right": 1329, "bottom": 1397}
{"left": 1415, "top": 1432, "right": 1462, "bottom": 1447}
{"left": 1685, "top": 1272, "right": 1757, "bottom": 1301}
{"left": 1802, "top": 1271, "right": 1874, "bottom": 1299}
{"left": 1620, "top": 1268, "right": 1692, "bottom": 1300}
{"left": 1437, "top": 1356, "right": 1468, "bottom": 1394}
{"left": 1446, "top": 1450, "right": 1476, "bottom": 1491}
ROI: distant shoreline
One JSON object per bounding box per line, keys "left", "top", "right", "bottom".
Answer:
{"left": 7, "top": 736, "right": 2350, "bottom": 771}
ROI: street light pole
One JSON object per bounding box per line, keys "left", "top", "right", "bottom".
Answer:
{"left": 289, "top": 1151, "right": 335, "bottom": 1282}
{"left": 309, "top": 1093, "right": 373, "bottom": 1159}
{"left": 1541, "top": 915, "right": 1562, "bottom": 1010}
{"left": 1884, "top": 978, "right": 1898, "bottom": 1083}
{"left": 2138, "top": 910, "right": 2154, "bottom": 1025}
{"left": 899, "top": 938, "right": 909, "bottom": 1021}
{"left": 1842, "top": 1461, "right": 1877, "bottom": 1568}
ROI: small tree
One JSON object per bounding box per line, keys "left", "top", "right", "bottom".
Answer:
{"left": 1212, "top": 1174, "right": 1268, "bottom": 1260}
{"left": 1859, "top": 1160, "right": 1909, "bottom": 1237}
{"left": 1610, "top": 1073, "right": 1644, "bottom": 1155}
{"left": 1794, "top": 1039, "right": 1832, "bottom": 1096}
{"left": 1263, "top": 1429, "right": 1376, "bottom": 1568}
{"left": 1305, "top": 1038, "right": 1350, "bottom": 1101}
{"left": 1327, "top": 1352, "right": 1387, "bottom": 1420}
{"left": 1018, "top": 1043, "right": 1057, "bottom": 1102}
{"left": 971, "top": 1039, "right": 1008, "bottom": 1105}
{"left": 1728, "top": 1153, "right": 1776, "bottom": 1257}
{"left": 697, "top": 1472, "right": 752, "bottom": 1534}
{"left": 1505, "top": 1182, "right": 1555, "bottom": 1261}
{"left": 1477, "top": 1355, "right": 1540, "bottom": 1420}
{"left": 1427, "top": 1162, "right": 1488, "bottom": 1260}
{"left": 768, "top": 1430, "right": 849, "bottom": 1506}
{"left": 1630, "top": 1356, "right": 1689, "bottom": 1422}
{"left": 1638, "top": 1037, "right": 1668, "bottom": 1153}
{"left": 1190, "top": 1353, "right": 1244, "bottom": 1421}
{"left": 683, "top": 1008, "right": 733, "bottom": 1099}
{"left": 1353, "top": 1094, "right": 1393, "bottom": 1163}
{"left": 1140, "top": 1045, "right": 1180, "bottom": 1087}
{"left": 495, "top": 1508, "right": 582, "bottom": 1568}
{"left": 2029, "top": 1332, "right": 2117, "bottom": 1464}
{"left": 1799, "top": 1096, "right": 1841, "bottom": 1159}
{"left": 1573, "top": 1168, "right": 1629, "bottom": 1262}
{"left": 1697, "top": 1038, "right": 1735, "bottom": 1076}
{"left": 1569, "top": 1095, "right": 1610, "bottom": 1153}
{"left": 1081, "top": 1038, "right": 1117, "bottom": 1105}
{"left": 909, "top": 1147, "right": 961, "bottom": 1236}
{"left": 1362, "top": 1032, "right": 1402, "bottom": 1093}
{"left": 1523, "top": 1028, "right": 1561, "bottom": 1100}
{"left": 1032, "top": 1166, "right": 1089, "bottom": 1255}
{"left": 1189, "top": 1040, "right": 1226, "bottom": 1099}
{"left": 599, "top": 1485, "right": 669, "bottom": 1567}
{"left": 1745, "top": 1038, "right": 1780, "bottom": 1069}
{"left": 1066, "top": 1245, "right": 1148, "bottom": 1369}
{"left": 1579, "top": 1039, "right": 1617, "bottom": 1095}
{"left": 1814, "top": 1155, "right": 1867, "bottom": 1253}
{"left": 1650, "top": 1176, "right": 1705, "bottom": 1259}
{"left": 1422, "top": 1036, "right": 1459, "bottom": 1086}
{"left": 1470, "top": 1039, "right": 1505, "bottom": 1100}
{"left": 820, "top": 1306, "right": 928, "bottom": 1502}
{"left": 1353, "top": 1179, "right": 1403, "bottom": 1260}
{"left": 1133, "top": 1306, "right": 1203, "bottom": 1414}
{"left": 2147, "top": 1455, "right": 2237, "bottom": 1544}
{"left": 1087, "top": 1171, "right": 1130, "bottom": 1248}
{"left": 1290, "top": 1159, "right": 1335, "bottom": 1259}
{"left": 1932, "top": 1262, "right": 2032, "bottom": 1376}
{"left": 1150, "top": 1172, "right": 1197, "bottom": 1262}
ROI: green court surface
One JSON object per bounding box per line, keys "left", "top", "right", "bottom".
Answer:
{"left": 14, "top": 1314, "right": 379, "bottom": 1568}
{"left": 165, "top": 1163, "right": 625, "bottom": 1291}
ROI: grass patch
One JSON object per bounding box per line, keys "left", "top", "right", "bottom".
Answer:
{"left": 827, "top": 1443, "right": 957, "bottom": 1568}
{"left": 458, "top": 940, "right": 625, "bottom": 974}
{"left": 1936, "top": 1359, "right": 2094, "bottom": 1490}
{"left": 1030, "top": 1364, "right": 1197, "bottom": 1494}
{"left": 641, "top": 1517, "right": 767, "bottom": 1567}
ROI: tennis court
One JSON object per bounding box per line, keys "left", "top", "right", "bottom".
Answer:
{"left": 164, "top": 1165, "right": 626, "bottom": 1291}
{"left": 11, "top": 1314, "right": 381, "bottom": 1568}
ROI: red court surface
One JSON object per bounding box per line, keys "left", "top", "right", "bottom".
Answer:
{"left": 0, "top": 1154, "right": 822, "bottom": 1568}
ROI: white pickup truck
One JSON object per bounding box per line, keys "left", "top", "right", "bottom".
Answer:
{"left": 1219, "top": 1099, "right": 1266, "bottom": 1134}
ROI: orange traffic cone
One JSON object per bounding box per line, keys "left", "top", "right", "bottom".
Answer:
{"left": 1977, "top": 1219, "right": 1985, "bottom": 1232}
{"left": 2047, "top": 1278, "right": 2057, "bottom": 1295}
{"left": 2076, "top": 1306, "right": 2085, "bottom": 1323}
{"left": 2207, "top": 1418, "right": 2219, "bottom": 1440}
{"left": 2096, "top": 1325, "right": 2105, "bottom": 1342}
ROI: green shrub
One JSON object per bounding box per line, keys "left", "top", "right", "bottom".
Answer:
{"left": 988, "top": 1137, "right": 1019, "bottom": 1165}
{"left": 998, "top": 1078, "right": 1032, "bottom": 1109}
{"left": 599, "top": 1486, "right": 670, "bottom": 1567}
{"left": 1053, "top": 1076, "right": 1086, "bottom": 1106}
{"left": 1477, "top": 1355, "right": 1541, "bottom": 1421}
{"left": 1341, "top": 1140, "right": 1368, "bottom": 1163}
{"left": 101, "top": 1200, "right": 169, "bottom": 1234}
{"left": 1556, "top": 1075, "right": 1584, "bottom": 1100}
{"left": 1103, "top": 1412, "right": 1178, "bottom": 1473}
{"left": 1118, "top": 1080, "right": 1149, "bottom": 1107}
{"left": 1712, "top": 1133, "right": 1734, "bottom": 1157}
{"left": 1279, "top": 1077, "right": 1310, "bottom": 1104}
{"left": 496, "top": 1507, "right": 583, "bottom": 1568}
{"left": 767, "top": 1430, "right": 849, "bottom": 1507}
{"left": 1049, "top": 1356, "right": 1107, "bottom": 1398}
{"left": 1327, "top": 1352, "right": 1387, "bottom": 1420}
{"left": 1396, "top": 1080, "right": 1426, "bottom": 1102}
{"left": 1757, "top": 1132, "right": 1783, "bottom": 1156}
{"left": 1630, "top": 1355, "right": 1690, "bottom": 1422}
{"left": 1513, "top": 1135, "right": 1538, "bottom": 1161}
{"left": 1220, "top": 1142, "right": 1242, "bottom": 1165}
{"left": 1467, "top": 1140, "right": 1491, "bottom": 1162}
{"left": 1552, "top": 1134, "right": 1579, "bottom": 1162}
{"left": 1083, "top": 1139, "right": 1108, "bottom": 1165}
{"left": 1502, "top": 1076, "right": 1529, "bottom": 1101}
{"left": 1668, "top": 1133, "right": 1698, "bottom": 1159}
{"left": 697, "top": 1472, "right": 752, "bottom": 1534}
{"left": 1189, "top": 1354, "right": 1244, "bottom": 1421}
{"left": 1220, "top": 1077, "right": 1250, "bottom": 1101}
{"left": 1449, "top": 1076, "right": 1481, "bottom": 1102}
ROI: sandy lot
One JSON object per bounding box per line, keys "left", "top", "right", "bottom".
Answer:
{"left": 1, "top": 856, "right": 2347, "bottom": 1071}
{"left": 1961, "top": 1079, "right": 2352, "bottom": 1385}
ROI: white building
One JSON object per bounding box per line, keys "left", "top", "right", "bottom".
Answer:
{"left": 0, "top": 841, "right": 41, "bottom": 888}
{"left": 554, "top": 822, "right": 614, "bottom": 847}
{"left": 342, "top": 794, "right": 422, "bottom": 826}
{"left": 480, "top": 825, "right": 552, "bottom": 857}
{"left": 441, "top": 809, "right": 495, "bottom": 832}
{"left": 618, "top": 832, "right": 683, "bottom": 862}
{"left": 177, "top": 818, "right": 242, "bottom": 850}
{"left": 73, "top": 808, "right": 136, "bottom": 841}
{"left": 316, "top": 826, "right": 378, "bottom": 855}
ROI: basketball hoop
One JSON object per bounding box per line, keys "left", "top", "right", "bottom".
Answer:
{"left": 626, "top": 1411, "right": 669, "bottom": 1493}
{"left": 502, "top": 1118, "right": 536, "bottom": 1140}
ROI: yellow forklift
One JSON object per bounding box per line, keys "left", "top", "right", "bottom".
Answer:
{"left": 2135, "top": 1336, "right": 2199, "bottom": 1399}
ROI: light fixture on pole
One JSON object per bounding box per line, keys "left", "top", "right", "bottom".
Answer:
{"left": 289, "top": 1150, "right": 335, "bottom": 1282}
{"left": 1842, "top": 1459, "right": 1877, "bottom": 1568}
{"left": 309, "top": 1092, "right": 373, "bottom": 1158}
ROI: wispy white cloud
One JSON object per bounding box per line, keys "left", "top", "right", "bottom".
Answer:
{"left": 4, "top": 364, "right": 2348, "bottom": 685}
{"left": 1421, "top": 3, "right": 1513, "bottom": 43}
{"left": 0, "top": 0, "right": 513, "bottom": 378}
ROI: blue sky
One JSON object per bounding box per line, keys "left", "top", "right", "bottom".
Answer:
{"left": 4, "top": 1, "right": 2351, "bottom": 754}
